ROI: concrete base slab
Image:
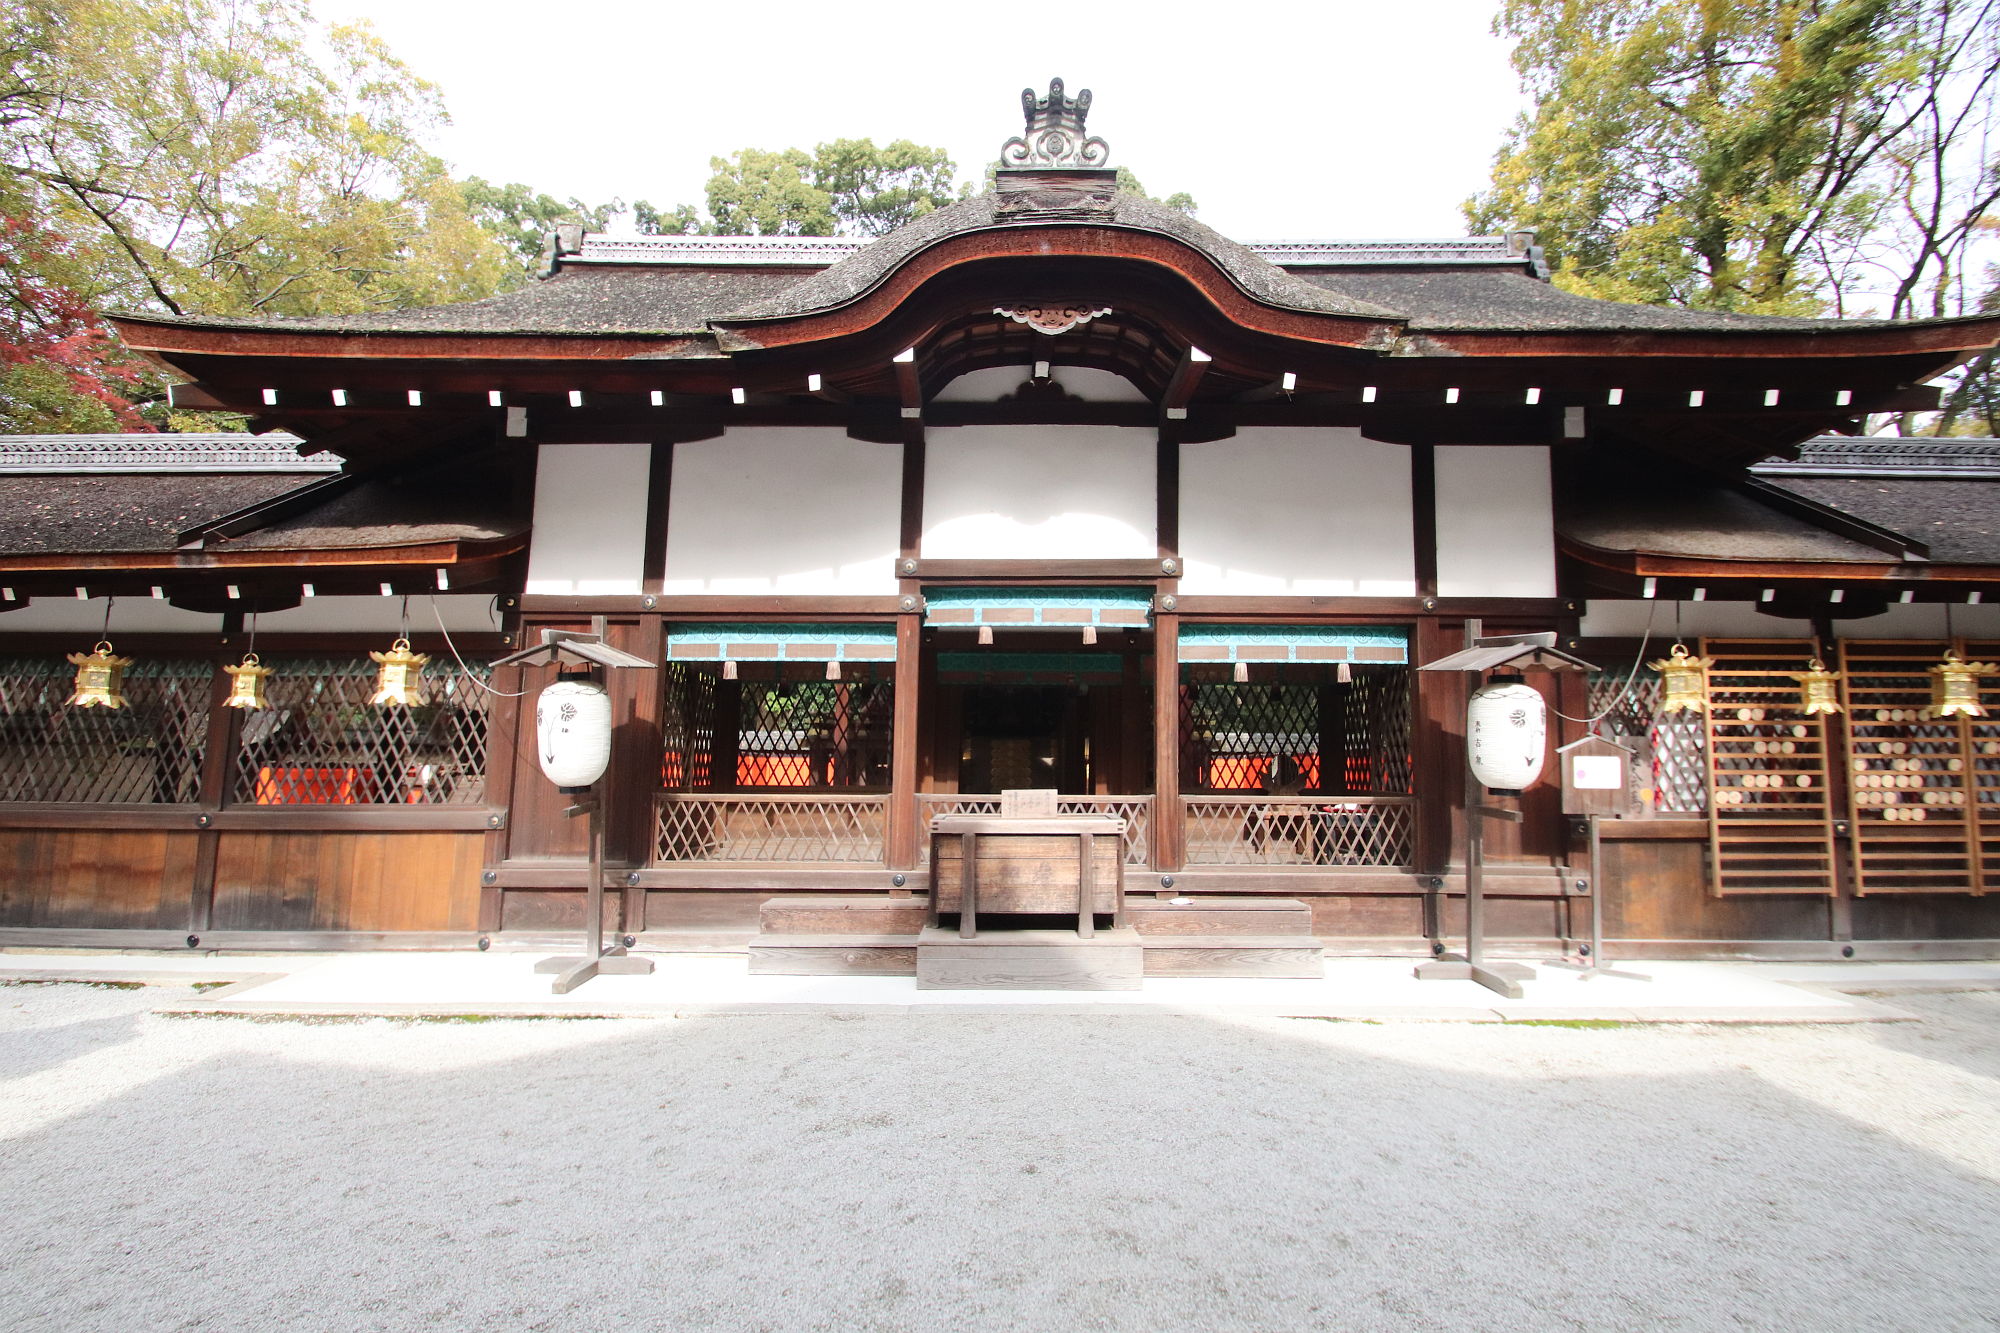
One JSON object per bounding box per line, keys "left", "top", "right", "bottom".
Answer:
{"left": 6, "top": 948, "right": 1994, "bottom": 1023}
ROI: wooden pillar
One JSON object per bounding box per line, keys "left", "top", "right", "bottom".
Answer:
{"left": 1152, "top": 610, "right": 1183, "bottom": 872}
{"left": 477, "top": 654, "right": 526, "bottom": 934}
{"left": 712, "top": 677, "right": 742, "bottom": 793}
{"left": 1411, "top": 614, "right": 1461, "bottom": 879}
{"left": 189, "top": 647, "right": 237, "bottom": 937}
{"left": 1410, "top": 443, "right": 1439, "bottom": 600}
{"left": 886, "top": 613, "right": 923, "bottom": 870}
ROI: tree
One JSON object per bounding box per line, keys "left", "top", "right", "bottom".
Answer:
{"left": 0, "top": 0, "right": 518, "bottom": 428}
{"left": 0, "top": 216, "right": 150, "bottom": 432}
{"left": 6, "top": 0, "right": 514, "bottom": 320}
{"left": 1469, "top": 0, "right": 2000, "bottom": 319}
{"left": 697, "top": 140, "right": 970, "bottom": 237}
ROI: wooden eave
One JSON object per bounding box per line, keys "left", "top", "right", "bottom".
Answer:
{"left": 1557, "top": 533, "right": 1998, "bottom": 585}
{"left": 0, "top": 530, "right": 526, "bottom": 575}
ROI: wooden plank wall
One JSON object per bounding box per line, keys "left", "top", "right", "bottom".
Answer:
{"left": 0, "top": 829, "right": 197, "bottom": 929}
{"left": 212, "top": 832, "right": 484, "bottom": 932}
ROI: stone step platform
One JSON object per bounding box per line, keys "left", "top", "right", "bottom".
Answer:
{"left": 915, "top": 926, "right": 1145, "bottom": 991}
{"left": 748, "top": 893, "right": 1327, "bottom": 983}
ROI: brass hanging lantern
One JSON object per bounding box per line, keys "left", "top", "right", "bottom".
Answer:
{"left": 1649, "top": 642, "right": 1712, "bottom": 714}
{"left": 1924, "top": 650, "right": 1996, "bottom": 720}
{"left": 66, "top": 641, "right": 132, "bottom": 709}
{"left": 222, "top": 652, "right": 273, "bottom": 710}
{"left": 369, "top": 637, "right": 428, "bottom": 707}
{"left": 1790, "top": 657, "right": 1843, "bottom": 716}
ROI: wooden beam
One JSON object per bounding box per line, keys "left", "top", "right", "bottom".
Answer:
{"left": 1160, "top": 346, "right": 1211, "bottom": 425}
{"left": 1410, "top": 443, "right": 1438, "bottom": 599}
{"left": 893, "top": 348, "right": 924, "bottom": 446}
{"left": 641, "top": 441, "right": 675, "bottom": 593}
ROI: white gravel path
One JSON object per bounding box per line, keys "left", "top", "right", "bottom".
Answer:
{"left": 1, "top": 982, "right": 1996, "bottom": 1333}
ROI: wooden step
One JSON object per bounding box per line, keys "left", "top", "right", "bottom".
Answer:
{"left": 916, "top": 926, "right": 1144, "bottom": 991}
{"left": 747, "top": 933, "right": 917, "bottom": 976}
{"left": 757, "top": 895, "right": 929, "bottom": 936}
{"left": 1139, "top": 934, "right": 1326, "bottom": 979}
{"left": 1125, "top": 896, "right": 1313, "bottom": 936}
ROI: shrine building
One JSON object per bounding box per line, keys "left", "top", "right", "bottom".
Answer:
{"left": 2, "top": 79, "right": 1998, "bottom": 970}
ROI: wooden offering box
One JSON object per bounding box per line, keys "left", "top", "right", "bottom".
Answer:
{"left": 928, "top": 815, "right": 1125, "bottom": 923}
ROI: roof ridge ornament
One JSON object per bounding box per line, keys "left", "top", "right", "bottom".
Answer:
{"left": 1002, "top": 78, "right": 1109, "bottom": 170}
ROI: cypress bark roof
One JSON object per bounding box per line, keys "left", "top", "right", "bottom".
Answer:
{"left": 116, "top": 193, "right": 1955, "bottom": 343}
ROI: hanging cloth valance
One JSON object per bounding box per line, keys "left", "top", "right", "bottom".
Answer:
{"left": 1177, "top": 624, "right": 1410, "bottom": 665}
{"left": 922, "top": 586, "right": 1153, "bottom": 629}
{"left": 665, "top": 623, "right": 897, "bottom": 663}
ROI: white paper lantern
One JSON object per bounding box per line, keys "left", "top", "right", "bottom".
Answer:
{"left": 536, "top": 677, "right": 613, "bottom": 789}
{"left": 1467, "top": 678, "right": 1547, "bottom": 794}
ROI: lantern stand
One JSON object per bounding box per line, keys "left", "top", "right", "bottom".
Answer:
{"left": 1415, "top": 622, "right": 1597, "bottom": 999}
{"left": 491, "top": 627, "right": 656, "bottom": 995}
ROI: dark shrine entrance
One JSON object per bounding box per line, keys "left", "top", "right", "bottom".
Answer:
{"left": 925, "top": 639, "right": 1152, "bottom": 798}
{"left": 959, "top": 683, "right": 1087, "bottom": 793}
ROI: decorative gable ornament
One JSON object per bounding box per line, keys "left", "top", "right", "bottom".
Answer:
{"left": 994, "top": 304, "right": 1113, "bottom": 336}
{"left": 1002, "top": 78, "right": 1109, "bottom": 169}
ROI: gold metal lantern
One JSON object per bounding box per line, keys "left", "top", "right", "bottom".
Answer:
{"left": 66, "top": 641, "right": 132, "bottom": 709}
{"left": 369, "top": 637, "right": 428, "bottom": 707}
{"left": 1649, "top": 642, "right": 1712, "bottom": 714}
{"left": 222, "top": 652, "right": 273, "bottom": 710}
{"left": 1791, "top": 658, "right": 1843, "bottom": 716}
{"left": 1925, "top": 650, "right": 1996, "bottom": 720}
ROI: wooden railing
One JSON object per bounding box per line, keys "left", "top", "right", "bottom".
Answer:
{"left": 652, "top": 793, "right": 888, "bottom": 864}
{"left": 1182, "top": 796, "right": 1416, "bottom": 868}
{"left": 918, "top": 794, "right": 1154, "bottom": 866}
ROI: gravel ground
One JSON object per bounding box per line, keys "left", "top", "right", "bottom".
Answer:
{"left": 0, "top": 983, "right": 1996, "bottom": 1333}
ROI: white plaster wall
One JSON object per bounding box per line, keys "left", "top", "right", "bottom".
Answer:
{"left": 921, "top": 426, "right": 1155, "bottom": 560}
{"left": 1582, "top": 599, "right": 2000, "bottom": 641}
{"left": 662, "top": 428, "right": 900, "bottom": 595}
{"left": 525, "top": 441, "right": 653, "bottom": 595}
{"left": 1580, "top": 600, "right": 1810, "bottom": 638}
{"left": 1178, "top": 427, "right": 1415, "bottom": 596}
{"left": 1435, "top": 445, "right": 1556, "bottom": 598}
{"left": 933, "top": 366, "right": 1147, "bottom": 403}
{"left": 0, "top": 594, "right": 501, "bottom": 635}
{"left": 1833, "top": 602, "right": 2000, "bottom": 639}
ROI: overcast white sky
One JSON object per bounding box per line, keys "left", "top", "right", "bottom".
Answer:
{"left": 310, "top": 0, "right": 1526, "bottom": 241}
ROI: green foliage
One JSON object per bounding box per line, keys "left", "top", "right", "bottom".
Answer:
{"left": 705, "top": 147, "right": 838, "bottom": 236}
{"left": 1469, "top": 0, "right": 2000, "bottom": 322}
{"left": 0, "top": 0, "right": 518, "bottom": 429}
{"left": 697, "top": 139, "right": 969, "bottom": 237}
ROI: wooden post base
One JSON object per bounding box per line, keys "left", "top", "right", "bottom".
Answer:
{"left": 534, "top": 948, "right": 655, "bottom": 994}
{"left": 1413, "top": 958, "right": 1534, "bottom": 999}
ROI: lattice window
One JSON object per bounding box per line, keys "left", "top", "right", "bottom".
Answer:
{"left": 735, "top": 674, "right": 893, "bottom": 790}
{"left": 1841, "top": 641, "right": 1991, "bottom": 895}
{"left": 1343, "top": 667, "right": 1412, "bottom": 795}
{"left": 1586, "top": 662, "right": 1707, "bottom": 813}
{"left": 0, "top": 656, "right": 211, "bottom": 803}
{"left": 1702, "top": 639, "right": 1837, "bottom": 895}
{"left": 229, "top": 655, "right": 491, "bottom": 805}
{"left": 1179, "top": 666, "right": 1409, "bottom": 795}
{"left": 661, "top": 663, "right": 718, "bottom": 790}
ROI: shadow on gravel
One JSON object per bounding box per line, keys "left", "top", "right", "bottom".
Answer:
{"left": 0, "top": 993, "right": 1995, "bottom": 1333}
